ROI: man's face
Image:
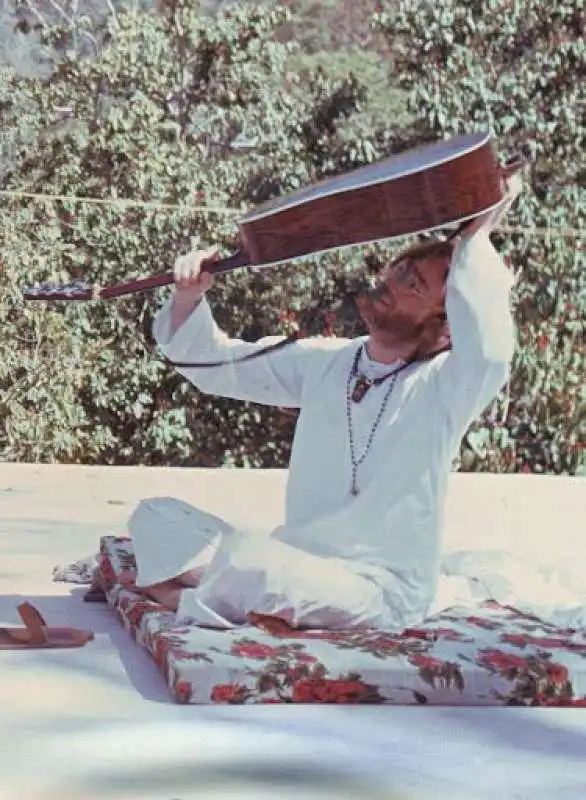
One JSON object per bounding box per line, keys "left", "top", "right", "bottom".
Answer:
{"left": 356, "top": 252, "right": 451, "bottom": 341}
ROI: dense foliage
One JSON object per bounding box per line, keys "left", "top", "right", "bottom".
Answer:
{"left": 0, "top": 1, "right": 383, "bottom": 466}
{"left": 0, "top": 0, "right": 583, "bottom": 474}
{"left": 373, "top": 0, "right": 585, "bottom": 474}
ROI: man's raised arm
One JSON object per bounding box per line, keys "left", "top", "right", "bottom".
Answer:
{"left": 432, "top": 175, "right": 522, "bottom": 432}
{"left": 153, "top": 247, "right": 347, "bottom": 408}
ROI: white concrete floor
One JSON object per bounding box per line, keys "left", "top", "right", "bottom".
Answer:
{"left": 1, "top": 464, "right": 585, "bottom": 800}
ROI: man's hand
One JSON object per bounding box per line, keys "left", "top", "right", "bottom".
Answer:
{"left": 173, "top": 241, "right": 219, "bottom": 301}
{"left": 169, "top": 241, "right": 219, "bottom": 335}
{"left": 461, "top": 167, "right": 524, "bottom": 240}
{"left": 502, "top": 170, "right": 523, "bottom": 204}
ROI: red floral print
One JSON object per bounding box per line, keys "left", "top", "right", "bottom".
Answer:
{"left": 546, "top": 663, "right": 569, "bottom": 687}
{"left": 99, "top": 555, "right": 117, "bottom": 585}
{"left": 410, "top": 654, "right": 447, "bottom": 671}
{"left": 100, "top": 535, "right": 586, "bottom": 708}
{"left": 536, "top": 334, "right": 549, "bottom": 351}
{"left": 292, "top": 678, "right": 378, "bottom": 704}
{"left": 211, "top": 683, "right": 250, "bottom": 704}
{"left": 466, "top": 616, "right": 502, "bottom": 630}
{"left": 295, "top": 651, "right": 318, "bottom": 664}
{"left": 174, "top": 680, "right": 193, "bottom": 704}
{"left": 501, "top": 632, "right": 586, "bottom": 653}
{"left": 434, "top": 627, "right": 468, "bottom": 641}
{"left": 403, "top": 628, "right": 438, "bottom": 641}
{"left": 126, "top": 600, "right": 165, "bottom": 628}
{"left": 360, "top": 634, "right": 405, "bottom": 649}
{"left": 153, "top": 636, "right": 172, "bottom": 671}
{"left": 477, "top": 649, "right": 528, "bottom": 672}
{"left": 500, "top": 633, "right": 531, "bottom": 647}
{"left": 231, "top": 642, "right": 278, "bottom": 660}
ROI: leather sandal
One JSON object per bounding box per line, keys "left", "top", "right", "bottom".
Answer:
{"left": 83, "top": 566, "right": 108, "bottom": 603}
{"left": 0, "top": 602, "right": 94, "bottom": 649}
{"left": 83, "top": 585, "right": 107, "bottom": 603}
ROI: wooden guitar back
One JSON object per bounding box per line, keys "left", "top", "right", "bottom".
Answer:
{"left": 238, "top": 132, "right": 502, "bottom": 266}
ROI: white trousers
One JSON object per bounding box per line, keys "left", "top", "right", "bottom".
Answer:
{"left": 129, "top": 497, "right": 406, "bottom": 631}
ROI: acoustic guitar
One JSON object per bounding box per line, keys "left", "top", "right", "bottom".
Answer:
{"left": 23, "top": 131, "right": 521, "bottom": 303}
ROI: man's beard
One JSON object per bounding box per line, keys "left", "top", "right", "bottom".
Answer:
{"left": 356, "top": 292, "right": 422, "bottom": 339}
{"left": 355, "top": 292, "right": 447, "bottom": 356}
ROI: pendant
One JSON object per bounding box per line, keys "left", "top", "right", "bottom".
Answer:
{"left": 351, "top": 375, "right": 373, "bottom": 404}
{"left": 351, "top": 486, "right": 360, "bottom": 497}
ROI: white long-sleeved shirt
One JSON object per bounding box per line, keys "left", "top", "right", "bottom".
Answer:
{"left": 152, "top": 232, "right": 515, "bottom": 627}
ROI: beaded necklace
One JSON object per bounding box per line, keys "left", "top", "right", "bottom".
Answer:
{"left": 345, "top": 343, "right": 448, "bottom": 496}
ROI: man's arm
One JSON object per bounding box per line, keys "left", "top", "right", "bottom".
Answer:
{"left": 432, "top": 177, "right": 521, "bottom": 433}
{"left": 154, "top": 292, "right": 348, "bottom": 409}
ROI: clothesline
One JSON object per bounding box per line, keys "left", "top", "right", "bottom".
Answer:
{"left": 0, "top": 188, "right": 582, "bottom": 239}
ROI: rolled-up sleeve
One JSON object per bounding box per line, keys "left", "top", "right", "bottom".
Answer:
{"left": 432, "top": 233, "right": 516, "bottom": 432}
{"left": 153, "top": 295, "right": 347, "bottom": 408}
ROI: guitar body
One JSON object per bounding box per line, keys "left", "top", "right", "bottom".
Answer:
{"left": 238, "top": 131, "right": 502, "bottom": 266}
{"left": 24, "top": 131, "right": 510, "bottom": 302}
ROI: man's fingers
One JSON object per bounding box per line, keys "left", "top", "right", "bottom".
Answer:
{"left": 173, "top": 255, "right": 187, "bottom": 286}
{"left": 505, "top": 173, "right": 523, "bottom": 201}
{"left": 197, "top": 250, "right": 219, "bottom": 286}
{"left": 200, "top": 248, "right": 220, "bottom": 271}
{"left": 173, "top": 246, "right": 219, "bottom": 290}
{"left": 462, "top": 179, "right": 522, "bottom": 239}
{"left": 174, "top": 255, "right": 193, "bottom": 288}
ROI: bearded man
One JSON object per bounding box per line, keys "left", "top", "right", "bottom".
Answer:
{"left": 127, "top": 174, "right": 522, "bottom": 634}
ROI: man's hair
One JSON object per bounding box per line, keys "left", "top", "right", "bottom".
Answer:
{"left": 388, "top": 238, "right": 454, "bottom": 359}
{"left": 388, "top": 237, "right": 455, "bottom": 270}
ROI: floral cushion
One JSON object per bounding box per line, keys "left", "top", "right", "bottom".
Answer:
{"left": 99, "top": 535, "right": 586, "bottom": 706}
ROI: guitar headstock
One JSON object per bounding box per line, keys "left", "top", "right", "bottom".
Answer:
{"left": 23, "top": 280, "right": 95, "bottom": 301}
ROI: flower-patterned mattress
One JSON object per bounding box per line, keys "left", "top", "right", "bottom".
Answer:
{"left": 99, "top": 535, "right": 586, "bottom": 706}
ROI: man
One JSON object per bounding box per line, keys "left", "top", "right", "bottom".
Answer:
{"left": 129, "top": 173, "right": 522, "bottom": 634}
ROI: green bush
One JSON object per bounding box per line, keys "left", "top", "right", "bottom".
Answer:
{"left": 0, "top": 0, "right": 583, "bottom": 475}
{"left": 0, "top": 2, "right": 385, "bottom": 467}
{"left": 373, "top": 0, "right": 585, "bottom": 475}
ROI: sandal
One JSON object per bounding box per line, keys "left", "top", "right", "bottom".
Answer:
{"left": 83, "top": 585, "right": 107, "bottom": 603}
{"left": 0, "top": 602, "right": 94, "bottom": 649}
{"left": 83, "top": 566, "right": 108, "bottom": 603}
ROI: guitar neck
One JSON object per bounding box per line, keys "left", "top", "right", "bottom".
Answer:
{"left": 206, "top": 249, "right": 251, "bottom": 275}
{"left": 99, "top": 249, "right": 250, "bottom": 299}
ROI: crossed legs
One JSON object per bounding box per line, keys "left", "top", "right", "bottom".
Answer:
{"left": 141, "top": 569, "right": 201, "bottom": 611}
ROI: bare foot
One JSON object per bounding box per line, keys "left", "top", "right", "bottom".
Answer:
{"left": 142, "top": 580, "right": 184, "bottom": 611}
{"left": 248, "top": 612, "right": 300, "bottom": 637}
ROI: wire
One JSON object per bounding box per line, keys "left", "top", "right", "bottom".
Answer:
{"left": 0, "top": 188, "right": 582, "bottom": 238}
{"left": 0, "top": 189, "right": 237, "bottom": 214}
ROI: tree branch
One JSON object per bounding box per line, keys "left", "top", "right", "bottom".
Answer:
{"left": 105, "top": 0, "right": 119, "bottom": 27}
{"left": 24, "top": 0, "right": 49, "bottom": 28}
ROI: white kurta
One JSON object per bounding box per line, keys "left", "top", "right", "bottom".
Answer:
{"left": 134, "top": 232, "right": 515, "bottom": 631}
